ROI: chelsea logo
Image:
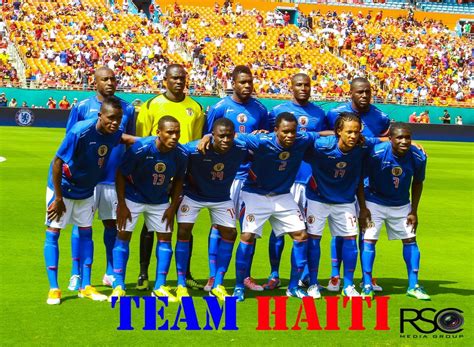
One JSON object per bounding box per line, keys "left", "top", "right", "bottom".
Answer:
{"left": 279, "top": 151, "right": 290, "bottom": 160}
{"left": 15, "top": 109, "right": 35, "bottom": 126}
{"left": 392, "top": 167, "right": 403, "bottom": 176}
{"left": 155, "top": 162, "right": 167, "bottom": 173}
{"left": 213, "top": 163, "right": 224, "bottom": 172}
{"left": 98, "top": 145, "right": 108, "bottom": 156}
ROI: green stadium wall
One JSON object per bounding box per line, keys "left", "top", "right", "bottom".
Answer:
{"left": 1, "top": 88, "right": 473, "bottom": 125}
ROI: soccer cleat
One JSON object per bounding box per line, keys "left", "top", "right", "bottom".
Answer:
{"left": 359, "top": 278, "right": 383, "bottom": 292}
{"left": 298, "top": 276, "right": 310, "bottom": 288}
{"left": 78, "top": 286, "right": 108, "bottom": 301}
{"left": 263, "top": 276, "right": 281, "bottom": 290}
{"left": 68, "top": 275, "right": 81, "bottom": 291}
{"left": 233, "top": 287, "right": 245, "bottom": 302}
{"left": 342, "top": 285, "right": 361, "bottom": 299}
{"left": 108, "top": 285, "right": 126, "bottom": 303}
{"left": 210, "top": 285, "right": 230, "bottom": 301}
{"left": 203, "top": 277, "right": 215, "bottom": 292}
{"left": 406, "top": 285, "right": 431, "bottom": 301}
{"left": 244, "top": 277, "right": 264, "bottom": 291}
{"left": 327, "top": 277, "right": 341, "bottom": 292}
{"left": 152, "top": 286, "right": 179, "bottom": 303}
{"left": 286, "top": 286, "right": 309, "bottom": 298}
{"left": 102, "top": 274, "right": 115, "bottom": 287}
{"left": 307, "top": 284, "right": 322, "bottom": 299}
{"left": 176, "top": 285, "right": 190, "bottom": 302}
{"left": 136, "top": 274, "right": 149, "bottom": 291}
{"left": 47, "top": 288, "right": 61, "bottom": 305}
{"left": 185, "top": 275, "right": 205, "bottom": 290}
{"left": 361, "top": 285, "right": 374, "bottom": 299}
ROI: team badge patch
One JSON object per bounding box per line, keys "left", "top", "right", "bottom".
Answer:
{"left": 279, "top": 151, "right": 290, "bottom": 160}
{"left": 15, "top": 109, "right": 35, "bottom": 126}
{"left": 186, "top": 108, "right": 194, "bottom": 116}
{"left": 98, "top": 145, "right": 108, "bottom": 156}
{"left": 155, "top": 162, "right": 166, "bottom": 173}
{"left": 392, "top": 167, "right": 403, "bottom": 176}
{"left": 336, "top": 161, "right": 347, "bottom": 169}
{"left": 180, "top": 204, "right": 190, "bottom": 213}
{"left": 213, "top": 163, "right": 225, "bottom": 172}
{"left": 237, "top": 113, "right": 247, "bottom": 124}
{"left": 298, "top": 116, "right": 308, "bottom": 126}
{"left": 246, "top": 214, "right": 255, "bottom": 222}
{"left": 307, "top": 215, "right": 315, "bottom": 224}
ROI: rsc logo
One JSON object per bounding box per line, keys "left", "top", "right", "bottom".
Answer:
{"left": 400, "top": 308, "right": 464, "bottom": 334}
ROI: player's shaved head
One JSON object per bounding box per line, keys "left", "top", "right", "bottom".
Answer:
{"left": 291, "top": 73, "right": 310, "bottom": 84}
{"left": 95, "top": 67, "right": 117, "bottom": 100}
{"left": 101, "top": 95, "right": 122, "bottom": 112}
{"left": 275, "top": 112, "right": 297, "bottom": 128}
{"left": 213, "top": 117, "right": 235, "bottom": 132}
{"left": 350, "top": 77, "right": 370, "bottom": 90}
{"left": 165, "top": 64, "right": 186, "bottom": 78}
{"left": 98, "top": 96, "right": 123, "bottom": 134}
{"left": 291, "top": 73, "right": 311, "bottom": 105}
{"left": 232, "top": 65, "right": 252, "bottom": 81}
{"left": 389, "top": 122, "right": 411, "bottom": 137}
{"left": 95, "top": 66, "right": 115, "bottom": 80}
{"left": 158, "top": 115, "right": 180, "bottom": 130}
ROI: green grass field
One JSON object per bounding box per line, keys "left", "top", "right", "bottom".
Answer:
{"left": 0, "top": 126, "right": 472, "bottom": 346}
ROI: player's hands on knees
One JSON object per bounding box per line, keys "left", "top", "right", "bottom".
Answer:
{"left": 116, "top": 203, "right": 131, "bottom": 232}
{"left": 406, "top": 212, "right": 418, "bottom": 233}
{"left": 47, "top": 198, "right": 66, "bottom": 222}
{"left": 358, "top": 207, "right": 372, "bottom": 231}
{"left": 197, "top": 134, "right": 213, "bottom": 154}
{"left": 162, "top": 207, "right": 176, "bottom": 232}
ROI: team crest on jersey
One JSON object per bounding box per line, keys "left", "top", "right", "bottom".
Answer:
{"left": 298, "top": 116, "right": 308, "bottom": 126}
{"left": 236, "top": 113, "right": 247, "bottom": 124}
{"left": 246, "top": 214, "right": 255, "bottom": 222}
{"left": 391, "top": 166, "right": 403, "bottom": 176}
{"left": 336, "top": 161, "right": 347, "bottom": 169}
{"left": 307, "top": 215, "right": 315, "bottom": 224}
{"left": 186, "top": 108, "right": 194, "bottom": 116}
{"left": 213, "top": 163, "right": 225, "bottom": 172}
{"left": 180, "top": 204, "right": 190, "bottom": 213}
{"left": 155, "top": 162, "right": 166, "bottom": 173}
{"left": 279, "top": 151, "right": 290, "bottom": 160}
{"left": 98, "top": 145, "right": 108, "bottom": 156}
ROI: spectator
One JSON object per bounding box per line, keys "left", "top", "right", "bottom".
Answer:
{"left": 21, "top": 101, "right": 28, "bottom": 107}
{"left": 419, "top": 111, "right": 430, "bottom": 124}
{"left": 71, "top": 98, "right": 78, "bottom": 108}
{"left": 58, "top": 96, "right": 71, "bottom": 110}
{"left": 408, "top": 112, "right": 419, "bottom": 123}
{"left": 455, "top": 115, "right": 463, "bottom": 125}
{"left": 47, "top": 97, "right": 57, "bottom": 109}
{"left": 0, "top": 92, "right": 7, "bottom": 107}
{"left": 8, "top": 98, "right": 17, "bottom": 107}
{"left": 439, "top": 110, "right": 451, "bottom": 124}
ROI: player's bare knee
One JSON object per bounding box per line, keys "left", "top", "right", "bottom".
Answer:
{"left": 364, "top": 239, "right": 377, "bottom": 244}
{"left": 103, "top": 219, "right": 116, "bottom": 229}
{"left": 47, "top": 227, "right": 61, "bottom": 233}
{"left": 402, "top": 237, "right": 416, "bottom": 244}
{"left": 218, "top": 226, "right": 237, "bottom": 241}
{"left": 117, "top": 230, "right": 131, "bottom": 241}
{"left": 309, "top": 234, "right": 321, "bottom": 240}
{"left": 240, "top": 232, "right": 255, "bottom": 243}
{"left": 343, "top": 235, "right": 357, "bottom": 240}
{"left": 291, "top": 230, "right": 308, "bottom": 241}
{"left": 157, "top": 232, "right": 172, "bottom": 242}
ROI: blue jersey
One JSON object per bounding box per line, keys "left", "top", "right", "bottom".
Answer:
{"left": 305, "top": 136, "right": 379, "bottom": 204}
{"left": 119, "top": 137, "right": 187, "bottom": 204}
{"left": 326, "top": 102, "right": 390, "bottom": 137}
{"left": 66, "top": 95, "right": 136, "bottom": 185}
{"left": 47, "top": 118, "right": 123, "bottom": 199}
{"left": 183, "top": 139, "right": 249, "bottom": 202}
{"left": 205, "top": 96, "right": 270, "bottom": 180}
{"left": 364, "top": 142, "right": 427, "bottom": 206}
{"left": 269, "top": 101, "right": 327, "bottom": 184}
{"left": 240, "top": 132, "right": 319, "bottom": 195}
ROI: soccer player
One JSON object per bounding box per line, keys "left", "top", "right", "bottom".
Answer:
{"left": 135, "top": 64, "right": 205, "bottom": 291}
{"left": 109, "top": 116, "right": 187, "bottom": 302}
{"left": 204, "top": 65, "right": 269, "bottom": 292}
{"left": 232, "top": 112, "right": 320, "bottom": 302}
{"left": 175, "top": 118, "right": 249, "bottom": 301}
{"left": 44, "top": 96, "right": 125, "bottom": 305}
{"left": 66, "top": 67, "right": 135, "bottom": 291}
{"left": 264, "top": 73, "right": 328, "bottom": 290}
{"left": 359, "top": 123, "right": 430, "bottom": 300}
{"left": 304, "top": 112, "right": 380, "bottom": 298}
{"left": 326, "top": 77, "right": 390, "bottom": 292}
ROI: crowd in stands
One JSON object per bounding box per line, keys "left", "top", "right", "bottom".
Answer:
{"left": 0, "top": 0, "right": 472, "bottom": 107}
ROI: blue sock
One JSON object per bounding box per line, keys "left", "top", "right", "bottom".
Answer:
{"left": 331, "top": 236, "right": 344, "bottom": 278}
{"left": 307, "top": 238, "right": 321, "bottom": 286}
{"left": 154, "top": 241, "right": 172, "bottom": 289}
{"left": 44, "top": 231, "right": 60, "bottom": 289}
{"left": 175, "top": 240, "right": 190, "bottom": 286}
{"left": 403, "top": 242, "right": 420, "bottom": 290}
{"left": 235, "top": 241, "right": 253, "bottom": 288}
{"left": 289, "top": 240, "right": 308, "bottom": 289}
{"left": 208, "top": 227, "right": 220, "bottom": 278}
{"left": 342, "top": 238, "right": 358, "bottom": 287}
{"left": 103, "top": 226, "right": 117, "bottom": 276}
{"left": 112, "top": 238, "right": 130, "bottom": 289}
{"left": 79, "top": 227, "right": 94, "bottom": 288}
{"left": 245, "top": 239, "right": 256, "bottom": 278}
{"left": 269, "top": 231, "right": 285, "bottom": 278}
{"left": 362, "top": 241, "right": 376, "bottom": 287}
{"left": 214, "top": 238, "right": 234, "bottom": 287}
{"left": 71, "top": 226, "right": 80, "bottom": 276}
